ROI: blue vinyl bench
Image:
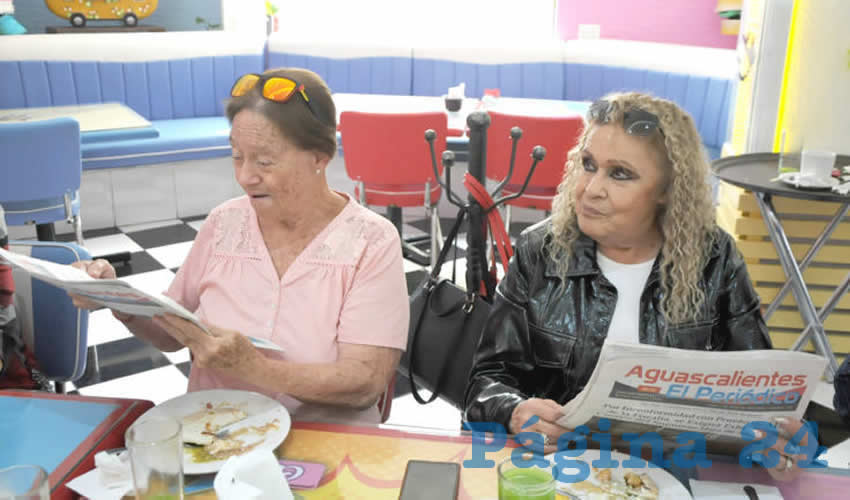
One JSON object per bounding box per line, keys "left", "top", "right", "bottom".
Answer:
{"left": 268, "top": 38, "right": 735, "bottom": 160}
{"left": 1, "top": 34, "right": 735, "bottom": 231}
{"left": 0, "top": 32, "right": 265, "bottom": 228}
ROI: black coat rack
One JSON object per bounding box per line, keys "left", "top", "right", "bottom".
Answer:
{"left": 424, "top": 110, "right": 547, "bottom": 300}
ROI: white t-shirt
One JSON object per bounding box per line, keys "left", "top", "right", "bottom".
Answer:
{"left": 596, "top": 250, "right": 657, "bottom": 344}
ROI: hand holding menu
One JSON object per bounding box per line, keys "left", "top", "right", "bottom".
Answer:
{"left": 0, "top": 247, "right": 283, "bottom": 352}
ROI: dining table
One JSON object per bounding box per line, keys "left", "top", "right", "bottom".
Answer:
{"left": 0, "top": 389, "right": 154, "bottom": 500}
{"left": 0, "top": 102, "right": 159, "bottom": 144}
{"left": 182, "top": 420, "right": 850, "bottom": 500}
{"left": 7, "top": 388, "right": 850, "bottom": 499}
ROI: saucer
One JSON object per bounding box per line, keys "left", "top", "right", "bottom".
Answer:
{"left": 777, "top": 172, "right": 839, "bottom": 190}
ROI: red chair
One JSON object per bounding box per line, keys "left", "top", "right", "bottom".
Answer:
{"left": 486, "top": 112, "right": 584, "bottom": 234}
{"left": 339, "top": 111, "right": 447, "bottom": 268}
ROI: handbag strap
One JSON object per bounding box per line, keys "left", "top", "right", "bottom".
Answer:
{"left": 429, "top": 207, "right": 467, "bottom": 281}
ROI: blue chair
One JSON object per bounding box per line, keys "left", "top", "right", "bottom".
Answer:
{"left": 0, "top": 118, "right": 83, "bottom": 244}
{"left": 8, "top": 241, "right": 90, "bottom": 391}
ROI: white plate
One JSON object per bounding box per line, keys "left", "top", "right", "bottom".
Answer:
{"left": 547, "top": 449, "right": 692, "bottom": 500}
{"left": 777, "top": 172, "right": 839, "bottom": 190}
{"left": 137, "top": 389, "right": 291, "bottom": 475}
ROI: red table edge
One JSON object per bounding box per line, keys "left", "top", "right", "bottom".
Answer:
{"left": 0, "top": 390, "right": 154, "bottom": 500}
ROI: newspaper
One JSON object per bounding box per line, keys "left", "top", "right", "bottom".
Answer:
{"left": 0, "top": 247, "right": 283, "bottom": 352}
{"left": 557, "top": 340, "right": 828, "bottom": 454}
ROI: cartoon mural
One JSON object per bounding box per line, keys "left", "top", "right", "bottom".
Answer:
{"left": 44, "top": 0, "right": 159, "bottom": 27}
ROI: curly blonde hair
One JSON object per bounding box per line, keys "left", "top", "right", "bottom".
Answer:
{"left": 548, "top": 92, "right": 716, "bottom": 325}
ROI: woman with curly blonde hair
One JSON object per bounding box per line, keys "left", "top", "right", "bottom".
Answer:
{"left": 466, "top": 93, "right": 809, "bottom": 480}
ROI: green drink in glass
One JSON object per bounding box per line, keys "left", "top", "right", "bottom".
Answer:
{"left": 497, "top": 457, "right": 556, "bottom": 500}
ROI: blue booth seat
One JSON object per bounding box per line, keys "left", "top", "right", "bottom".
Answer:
{"left": 0, "top": 33, "right": 266, "bottom": 170}
{"left": 1, "top": 34, "right": 736, "bottom": 232}
{"left": 81, "top": 117, "right": 232, "bottom": 170}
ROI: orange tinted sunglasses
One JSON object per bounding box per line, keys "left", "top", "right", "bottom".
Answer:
{"left": 230, "top": 73, "right": 325, "bottom": 123}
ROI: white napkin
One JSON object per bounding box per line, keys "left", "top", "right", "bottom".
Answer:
{"left": 65, "top": 450, "right": 133, "bottom": 500}
{"left": 448, "top": 82, "right": 466, "bottom": 99}
{"left": 689, "top": 479, "right": 783, "bottom": 500}
{"left": 213, "top": 449, "right": 293, "bottom": 500}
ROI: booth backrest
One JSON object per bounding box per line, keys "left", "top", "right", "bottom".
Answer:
{"left": 411, "top": 44, "right": 566, "bottom": 100}
{"left": 266, "top": 36, "right": 413, "bottom": 95}
{"left": 0, "top": 35, "right": 735, "bottom": 158}
{"left": 562, "top": 40, "right": 736, "bottom": 159}
{"left": 0, "top": 32, "right": 265, "bottom": 120}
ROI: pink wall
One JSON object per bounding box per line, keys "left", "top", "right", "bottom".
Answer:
{"left": 558, "top": 0, "right": 736, "bottom": 49}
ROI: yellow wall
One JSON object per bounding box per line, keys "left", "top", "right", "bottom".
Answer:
{"left": 773, "top": 0, "right": 850, "bottom": 154}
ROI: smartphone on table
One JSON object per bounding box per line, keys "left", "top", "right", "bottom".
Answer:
{"left": 398, "top": 460, "right": 461, "bottom": 500}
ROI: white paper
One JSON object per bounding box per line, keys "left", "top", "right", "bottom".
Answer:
{"left": 0, "top": 248, "right": 284, "bottom": 352}
{"left": 447, "top": 82, "right": 466, "bottom": 98}
{"left": 65, "top": 469, "right": 132, "bottom": 500}
{"left": 689, "top": 479, "right": 783, "bottom": 500}
{"left": 214, "top": 450, "right": 293, "bottom": 500}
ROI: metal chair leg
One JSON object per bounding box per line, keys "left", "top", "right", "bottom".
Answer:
{"left": 357, "top": 180, "right": 367, "bottom": 206}
{"left": 73, "top": 214, "right": 84, "bottom": 246}
{"left": 429, "top": 204, "right": 442, "bottom": 269}
{"left": 504, "top": 205, "right": 512, "bottom": 237}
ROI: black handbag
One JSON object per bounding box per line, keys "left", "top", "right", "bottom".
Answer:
{"left": 401, "top": 209, "right": 492, "bottom": 408}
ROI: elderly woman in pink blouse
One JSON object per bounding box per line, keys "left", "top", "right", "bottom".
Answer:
{"left": 72, "top": 68, "right": 409, "bottom": 423}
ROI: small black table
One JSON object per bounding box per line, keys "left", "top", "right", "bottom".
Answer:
{"left": 713, "top": 152, "right": 850, "bottom": 379}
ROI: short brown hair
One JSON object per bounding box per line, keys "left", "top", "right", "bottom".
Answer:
{"left": 225, "top": 67, "right": 337, "bottom": 158}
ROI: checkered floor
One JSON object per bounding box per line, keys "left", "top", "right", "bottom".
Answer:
{"left": 48, "top": 211, "right": 533, "bottom": 429}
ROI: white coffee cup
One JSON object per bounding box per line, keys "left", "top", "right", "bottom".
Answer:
{"left": 800, "top": 150, "right": 836, "bottom": 181}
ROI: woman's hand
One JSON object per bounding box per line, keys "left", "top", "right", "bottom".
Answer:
{"left": 153, "top": 314, "right": 264, "bottom": 381}
{"left": 510, "top": 398, "right": 570, "bottom": 455}
{"left": 762, "top": 418, "right": 818, "bottom": 481}
{"left": 68, "top": 259, "right": 133, "bottom": 322}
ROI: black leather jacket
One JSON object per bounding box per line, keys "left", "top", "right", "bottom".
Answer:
{"left": 464, "top": 221, "right": 771, "bottom": 429}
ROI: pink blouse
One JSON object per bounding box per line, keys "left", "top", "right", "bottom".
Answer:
{"left": 165, "top": 194, "right": 409, "bottom": 423}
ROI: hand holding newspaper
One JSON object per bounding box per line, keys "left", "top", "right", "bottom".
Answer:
{"left": 556, "top": 340, "right": 828, "bottom": 453}
{"left": 0, "top": 247, "right": 283, "bottom": 352}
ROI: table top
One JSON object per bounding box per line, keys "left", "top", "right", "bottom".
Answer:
{"left": 1, "top": 390, "right": 154, "bottom": 500}
{"left": 0, "top": 102, "right": 158, "bottom": 143}
{"left": 189, "top": 421, "right": 521, "bottom": 499}
{"left": 181, "top": 420, "right": 850, "bottom": 500}
{"left": 712, "top": 152, "right": 850, "bottom": 203}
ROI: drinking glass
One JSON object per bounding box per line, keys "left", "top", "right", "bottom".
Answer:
{"left": 0, "top": 465, "right": 49, "bottom": 500}
{"left": 126, "top": 415, "right": 184, "bottom": 500}
{"left": 497, "top": 456, "right": 556, "bottom": 500}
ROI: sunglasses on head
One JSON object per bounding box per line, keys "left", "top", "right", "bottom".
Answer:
{"left": 230, "top": 73, "right": 326, "bottom": 124}
{"left": 588, "top": 99, "right": 664, "bottom": 137}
